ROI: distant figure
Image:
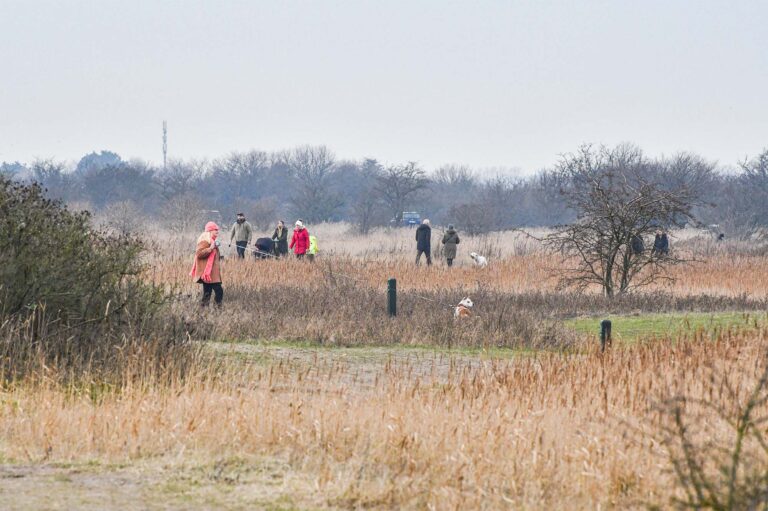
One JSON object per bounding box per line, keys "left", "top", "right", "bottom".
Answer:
{"left": 415, "top": 219, "right": 432, "bottom": 266}
{"left": 717, "top": 233, "right": 725, "bottom": 242}
{"left": 441, "top": 224, "right": 460, "bottom": 267}
{"left": 229, "top": 212, "right": 253, "bottom": 259}
{"left": 653, "top": 231, "right": 670, "bottom": 255}
{"left": 307, "top": 234, "right": 318, "bottom": 262}
{"left": 254, "top": 237, "right": 274, "bottom": 259}
{"left": 289, "top": 220, "right": 310, "bottom": 259}
{"left": 271, "top": 220, "right": 289, "bottom": 257}
{"left": 190, "top": 221, "right": 223, "bottom": 307}
{"left": 630, "top": 234, "right": 645, "bottom": 255}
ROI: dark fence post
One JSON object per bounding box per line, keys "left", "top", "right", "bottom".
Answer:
{"left": 600, "top": 319, "right": 612, "bottom": 352}
{"left": 387, "top": 278, "right": 397, "bottom": 317}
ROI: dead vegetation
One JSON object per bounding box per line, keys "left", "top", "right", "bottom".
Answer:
{"left": 5, "top": 223, "right": 768, "bottom": 509}
{"left": 2, "top": 331, "right": 768, "bottom": 509}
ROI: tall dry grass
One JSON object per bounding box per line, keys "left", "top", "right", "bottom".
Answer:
{"left": 2, "top": 329, "right": 767, "bottom": 508}
{"left": 150, "top": 252, "right": 768, "bottom": 349}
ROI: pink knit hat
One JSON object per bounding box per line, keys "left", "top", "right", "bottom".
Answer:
{"left": 205, "top": 221, "right": 220, "bottom": 232}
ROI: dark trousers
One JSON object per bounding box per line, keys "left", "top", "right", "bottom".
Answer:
{"left": 296, "top": 253, "right": 305, "bottom": 260}
{"left": 416, "top": 249, "right": 431, "bottom": 266}
{"left": 201, "top": 282, "right": 223, "bottom": 306}
{"left": 235, "top": 240, "right": 248, "bottom": 259}
{"left": 446, "top": 258, "right": 453, "bottom": 267}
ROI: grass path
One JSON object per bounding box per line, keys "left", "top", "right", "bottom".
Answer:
{"left": 565, "top": 311, "right": 766, "bottom": 343}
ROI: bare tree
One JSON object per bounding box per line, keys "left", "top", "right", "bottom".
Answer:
{"left": 738, "top": 148, "right": 768, "bottom": 230}
{"left": 287, "top": 145, "right": 344, "bottom": 222}
{"left": 30, "top": 159, "right": 72, "bottom": 201}
{"left": 161, "top": 192, "right": 206, "bottom": 232}
{"left": 448, "top": 203, "right": 492, "bottom": 235}
{"left": 249, "top": 196, "right": 278, "bottom": 230}
{"left": 98, "top": 200, "right": 146, "bottom": 235}
{"left": 543, "top": 144, "right": 704, "bottom": 297}
{"left": 375, "top": 162, "right": 428, "bottom": 223}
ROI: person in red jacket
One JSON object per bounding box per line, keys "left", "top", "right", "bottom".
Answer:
{"left": 289, "top": 219, "right": 310, "bottom": 259}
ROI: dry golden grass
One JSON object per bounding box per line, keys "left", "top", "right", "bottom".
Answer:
{"left": 2, "top": 331, "right": 766, "bottom": 509}
{"left": 150, "top": 222, "right": 768, "bottom": 298}
{"left": 4, "top": 223, "right": 768, "bottom": 509}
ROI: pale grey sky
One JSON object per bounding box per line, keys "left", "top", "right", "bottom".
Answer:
{"left": 1, "top": 0, "right": 766, "bottom": 173}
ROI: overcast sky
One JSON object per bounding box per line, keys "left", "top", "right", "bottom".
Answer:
{"left": 1, "top": 0, "right": 766, "bottom": 173}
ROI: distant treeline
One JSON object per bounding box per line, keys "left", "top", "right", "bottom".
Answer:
{"left": 2, "top": 144, "right": 766, "bottom": 236}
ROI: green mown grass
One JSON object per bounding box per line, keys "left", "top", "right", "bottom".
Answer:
{"left": 565, "top": 311, "right": 767, "bottom": 343}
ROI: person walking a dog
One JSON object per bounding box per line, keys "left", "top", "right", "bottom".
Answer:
{"left": 190, "top": 221, "right": 224, "bottom": 307}
{"left": 415, "top": 219, "right": 432, "bottom": 266}
{"left": 229, "top": 213, "right": 253, "bottom": 259}
{"left": 271, "top": 220, "right": 289, "bottom": 257}
{"left": 289, "top": 220, "right": 310, "bottom": 259}
{"left": 441, "top": 224, "right": 460, "bottom": 267}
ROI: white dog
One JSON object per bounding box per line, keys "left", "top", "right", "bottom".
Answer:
{"left": 469, "top": 252, "right": 488, "bottom": 268}
{"left": 454, "top": 297, "right": 473, "bottom": 318}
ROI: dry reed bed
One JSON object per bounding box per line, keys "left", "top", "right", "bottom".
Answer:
{"left": 156, "top": 250, "right": 768, "bottom": 299}
{"left": 144, "top": 252, "right": 768, "bottom": 348}
{"left": 2, "top": 331, "right": 766, "bottom": 509}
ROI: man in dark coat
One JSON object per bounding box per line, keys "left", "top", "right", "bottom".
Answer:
{"left": 630, "top": 234, "right": 644, "bottom": 255}
{"left": 415, "top": 219, "right": 432, "bottom": 266}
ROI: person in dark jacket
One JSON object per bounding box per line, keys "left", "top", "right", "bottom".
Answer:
{"left": 415, "top": 219, "right": 432, "bottom": 266}
{"left": 271, "top": 220, "right": 289, "bottom": 257}
{"left": 254, "top": 237, "right": 274, "bottom": 259}
{"left": 652, "top": 230, "right": 670, "bottom": 255}
{"left": 441, "top": 224, "right": 460, "bottom": 267}
{"left": 630, "top": 234, "right": 644, "bottom": 255}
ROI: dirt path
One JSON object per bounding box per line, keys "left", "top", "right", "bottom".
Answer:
{"left": 0, "top": 456, "right": 324, "bottom": 510}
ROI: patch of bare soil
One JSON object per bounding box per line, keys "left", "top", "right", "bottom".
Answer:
{"left": 0, "top": 455, "right": 324, "bottom": 510}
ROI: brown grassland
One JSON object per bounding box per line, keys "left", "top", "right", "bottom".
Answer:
{"left": 2, "top": 224, "right": 768, "bottom": 509}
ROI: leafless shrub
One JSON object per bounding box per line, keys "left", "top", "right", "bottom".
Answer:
{"left": 653, "top": 357, "right": 768, "bottom": 510}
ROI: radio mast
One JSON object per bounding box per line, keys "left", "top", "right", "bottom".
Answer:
{"left": 162, "top": 120, "right": 168, "bottom": 171}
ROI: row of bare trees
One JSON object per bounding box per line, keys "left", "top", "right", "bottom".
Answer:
{"left": 2, "top": 144, "right": 768, "bottom": 242}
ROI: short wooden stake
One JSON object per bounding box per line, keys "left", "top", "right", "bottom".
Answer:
{"left": 600, "top": 319, "right": 612, "bottom": 352}
{"left": 387, "top": 278, "right": 397, "bottom": 317}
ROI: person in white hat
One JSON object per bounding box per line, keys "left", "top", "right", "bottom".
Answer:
{"left": 289, "top": 219, "right": 310, "bottom": 259}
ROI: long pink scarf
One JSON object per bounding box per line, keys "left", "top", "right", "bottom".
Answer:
{"left": 189, "top": 237, "right": 217, "bottom": 283}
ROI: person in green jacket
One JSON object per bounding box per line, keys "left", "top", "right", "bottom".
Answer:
{"left": 229, "top": 213, "right": 253, "bottom": 259}
{"left": 441, "top": 224, "right": 460, "bottom": 267}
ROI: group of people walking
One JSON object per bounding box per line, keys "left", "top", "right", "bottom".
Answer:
{"left": 416, "top": 219, "right": 460, "bottom": 267}
{"left": 192, "top": 215, "right": 464, "bottom": 307}
{"left": 228, "top": 214, "right": 318, "bottom": 261}
{"left": 190, "top": 215, "right": 318, "bottom": 307}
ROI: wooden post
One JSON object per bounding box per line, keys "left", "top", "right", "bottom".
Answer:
{"left": 387, "top": 278, "right": 397, "bottom": 317}
{"left": 600, "top": 319, "right": 612, "bottom": 352}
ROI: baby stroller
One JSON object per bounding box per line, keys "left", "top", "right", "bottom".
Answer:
{"left": 254, "top": 237, "right": 274, "bottom": 259}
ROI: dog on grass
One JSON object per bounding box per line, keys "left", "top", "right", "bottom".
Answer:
{"left": 469, "top": 252, "right": 488, "bottom": 268}
{"left": 454, "top": 297, "right": 473, "bottom": 318}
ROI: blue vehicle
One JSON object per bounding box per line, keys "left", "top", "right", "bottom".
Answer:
{"left": 402, "top": 211, "right": 421, "bottom": 227}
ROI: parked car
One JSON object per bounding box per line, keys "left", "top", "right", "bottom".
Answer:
{"left": 401, "top": 211, "right": 421, "bottom": 227}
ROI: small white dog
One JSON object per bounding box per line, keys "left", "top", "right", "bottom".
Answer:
{"left": 454, "top": 297, "right": 473, "bottom": 318}
{"left": 469, "top": 252, "right": 488, "bottom": 268}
